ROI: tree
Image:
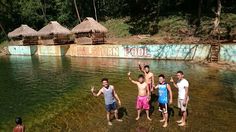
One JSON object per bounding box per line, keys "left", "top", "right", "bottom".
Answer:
{"left": 93, "top": 0, "right": 98, "bottom": 21}
{"left": 212, "top": 0, "right": 222, "bottom": 39}
{"left": 73, "top": 0, "right": 81, "bottom": 23}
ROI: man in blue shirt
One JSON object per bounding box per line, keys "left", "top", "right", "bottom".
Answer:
{"left": 155, "top": 74, "right": 173, "bottom": 128}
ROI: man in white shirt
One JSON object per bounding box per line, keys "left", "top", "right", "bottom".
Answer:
{"left": 170, "top": 71, "right": 189, "bottom": 127}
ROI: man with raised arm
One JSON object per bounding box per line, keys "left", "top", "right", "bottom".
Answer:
{"left": 91, "top": 78, "right": 123, "bottom": 126}
{"left": 138, "top": 62, "right": 155, "bottom": 92}
{"left": 170, "top": 71, "right": 189, "bottom": 127}
{"left": 128, "top": 72, "right": 152, "bottom": 121}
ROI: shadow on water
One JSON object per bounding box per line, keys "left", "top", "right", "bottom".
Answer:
{"left": 149, "top": 93, "right": 157, "bottom": 116}
{"left": 118, "top": 107, "right": 128, "bottom": 119}
{"left": 168, "top": 107, "right": 175, "bottom": 117}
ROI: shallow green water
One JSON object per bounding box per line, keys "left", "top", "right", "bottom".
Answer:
{"left": 0, "top": 56, "right": 236, "bottom": 131}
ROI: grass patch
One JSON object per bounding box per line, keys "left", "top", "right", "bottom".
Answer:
{"left": 158, "top": 16, "right": 189, "bottom": 36}
{"left": 101, "top": 18, "right": 131, "bottom": 38}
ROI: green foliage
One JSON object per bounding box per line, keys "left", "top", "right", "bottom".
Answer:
{"left": 0, "top": 0, "right": 236, "bottom": 42}
{"left": 158, "top": 16, "right": 189, "bottom": 36}
{"left": 101, "top": 18, "right": 131, "bottom": 38}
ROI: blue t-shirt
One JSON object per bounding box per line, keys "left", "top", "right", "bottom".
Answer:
{"left": 158, "top": 83, "right": 168, "bottom": 104}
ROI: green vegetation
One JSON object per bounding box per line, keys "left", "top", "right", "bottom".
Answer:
{"left": 101, "top": 18, "right": 131, "bottom": 38}
{"left": 0, "top": 41, "right": 9, "bottom": 54}
{"left": 0, "top": 0, "right": 236, "bottom": 43}
{"left": 158, "top": 16, "right": 189, "bottom": 36}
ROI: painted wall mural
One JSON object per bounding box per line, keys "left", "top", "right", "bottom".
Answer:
{"left": 8, "top": 45, "right": 37, "bottom": 55}
{"left": 220, "top": 44, "right": 236, "bottom": 63}
{"left": 76, "top": 45, "right": 120, "bottom": 57}
{"left": 7, "top": 44, "right": 236, "bottom": 63}
{"left": 70, "top": 44, "right": 211, "bottom": 60}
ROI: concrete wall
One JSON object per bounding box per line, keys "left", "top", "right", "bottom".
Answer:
{"left": 68, "top": 44, "right": 211, "bottom": 60}
{"left": 8, "top": 45, "right": 37, "bottom": 55}
{"left": 220, "top": 44, "right": 236, "bottom": 63}
{"left": 37, "top": 45, "right": 69, "bottom": 56}
{"left": 7, "top": 44, "right": 236, "bottom": 63}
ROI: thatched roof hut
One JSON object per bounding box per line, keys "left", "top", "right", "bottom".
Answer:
{"left": 8, "top": 25, "right": 38, "bottom": 45}
{"left": 38, "top": 21, "right": 74, "bottom": 45}
{"left": 71, "top": 17, "right": 108, "bottom": 44}
{"left": 8, "top": 25, "right": 38, "bottom": 38}
{"left": 38, "top": 21, "right": 71, "bottom": 36}
{"left": 72, "top": 17, "right": 108, "bottom": 33}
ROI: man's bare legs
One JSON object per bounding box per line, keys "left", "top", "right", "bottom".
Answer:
{"left": 136, "top": 109, "right": 141, "bottom": 120}
{"left": 106, "top": 112, "right": 112, "bottom": 125}
{"left": 145, "top": 110, "right": 152, "bottom": 121}
{"left": 159, "top": 109, "right": 168, "bottom": 127}
{"left": 159, "top": 113, "right": 165, "bottom": 122}
{"left": 176, "top": 109, "right": 183, "bottom": 123}
{"left": 136, "top": 109, "right": 152, "bottom": 121}
{"left": 178, "top": 111, "right": 187, "bottom": 126}
{"left": 114, "top": 110, "right": 123, "bottom": 122}
{"left": 163, "top": 112, "right": 168, "bottom": 127}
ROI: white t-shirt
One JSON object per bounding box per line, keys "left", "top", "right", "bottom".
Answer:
{"left": 177, "top": 79, "right": 189, "bottom": 99}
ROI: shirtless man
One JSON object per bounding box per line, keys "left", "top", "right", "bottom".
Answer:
{"left": 128, "top": 72, "right": 152, "bottom": 121}
{"left": 138, "top": 62, "right": 155, "bottom": 92}
{"left": 91, "top": 78, "right": 123, "bottom": 126}
{"left": 13, "top": 117, "right": 25, "bottom": 132}
{"left": 170, "top": 71, "right": 189, "bottom": 127}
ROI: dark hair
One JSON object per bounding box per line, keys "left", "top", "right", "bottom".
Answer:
{"left": 158, "top": 74, "right": 165, "bottom": 78}
{"left": 15, "top": 117, "right": 22, "bottom": 125}
{"left": 144, "top": 65, "right": 149, "bottom": 69}
{"left": 101, "top": 78, "right": 109, "bottom": 82}
{"left": 138, "top": 74, "right": 145, "bottom": 79}
{"left": 177, "top": 71, "right": 184, "bottom": 75}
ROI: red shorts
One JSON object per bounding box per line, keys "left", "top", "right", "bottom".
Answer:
{"left": 147, "top": 83, "right": 153, "bottom": 91}
{"left": 136, "top": 96, "right": 150, "bottom": 110}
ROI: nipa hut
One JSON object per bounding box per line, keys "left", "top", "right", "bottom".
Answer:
{"left": 71, "top": 17, "right": 108, "bottom": 44}
{"left": 8, "top": 25, "right": 38, "bottom": 45}
{"left": 38, "top": 21, "right": 74, "bottom": 45}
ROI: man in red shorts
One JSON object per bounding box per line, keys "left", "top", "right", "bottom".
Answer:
{"left": 128, "top": 72, "right": 152, "bottom": 121}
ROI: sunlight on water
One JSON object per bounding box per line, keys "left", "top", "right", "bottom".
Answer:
{"left": 0, "top": 56, "right": 236, "bottom": 131}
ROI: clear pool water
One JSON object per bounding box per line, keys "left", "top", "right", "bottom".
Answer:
{"left": 0, "top": 56, "right": 236, "bottom": 131}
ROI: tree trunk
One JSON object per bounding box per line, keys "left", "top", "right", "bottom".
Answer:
{"left": 197, "top": 0, "right": 203, "bottom": 25}
{"left": 212, "top": 0, "right": 222, "bottom": 40}
{"left": 0, "top": 22, "right": 7, "bottom": 38}
{"left": 73, "top": 0, "right": 81, "bottom": 23}
{"left": 93, "top": 0, "right": 98, "bottom": 21}
{"left": 40, "top": 0, "right": 48, "bottom": 23}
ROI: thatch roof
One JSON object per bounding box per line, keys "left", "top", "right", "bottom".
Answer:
{"left": 71, "top": 17, "right": 108, "bottom": 33}
{"left": 38, "top": 21, "right": 71, "bottom": 36}
{"left": 8, "top": 25, "right": 38, "bottom": 38}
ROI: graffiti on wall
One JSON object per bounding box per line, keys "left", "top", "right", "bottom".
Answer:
{"left": 124, "top": 46, "right": 151, "bottom": 57}
{"left": 220, "top": 45, "right": 236, "bottom": 63}
{"left": 77, "top": 46, "right": 119, "bottom": 57}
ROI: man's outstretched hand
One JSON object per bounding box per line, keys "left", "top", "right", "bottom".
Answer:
{"left": 170, "top": 77, "right": 174, "bottom": 83}
{"left": 91, "top": 86, "right": 95, "bottom": 92}
{"left": 127, "top": 72, "right": 131, "bottom": 76}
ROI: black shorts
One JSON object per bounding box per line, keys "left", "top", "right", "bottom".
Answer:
{"left": 159, "top": 103, "right": 168, "bottom": 113}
